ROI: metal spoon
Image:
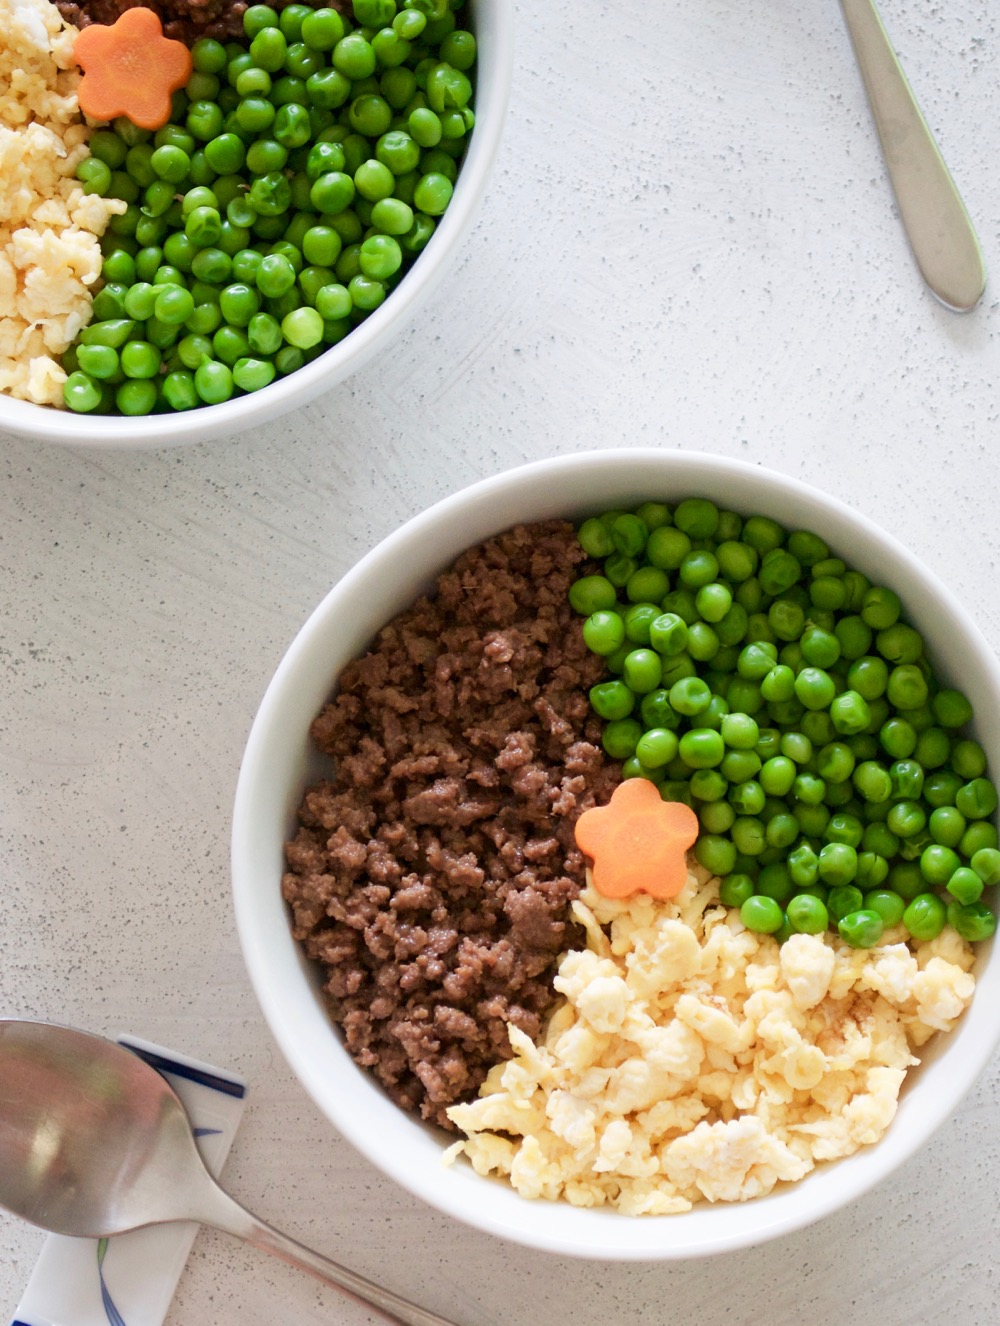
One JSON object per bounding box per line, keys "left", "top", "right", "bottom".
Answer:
{"left": 0, "top": 1019, "right": 458, "bottom": 1326}
{"left": 839, "top": 0, "right": 986, "bottom": 311}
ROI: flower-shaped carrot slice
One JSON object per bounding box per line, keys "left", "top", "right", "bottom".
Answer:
{"left": 575, "top": 778, "right": 699, "bottom": 900}
{"left": 75, "top": 9, "right": 193, "bottom": 132}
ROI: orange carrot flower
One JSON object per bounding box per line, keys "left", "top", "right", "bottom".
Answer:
{"left": 74, "top": 8, "right": 193, "bottom": 132}
{"left": 575, "top": 778, "right": 700, "bottom": 900}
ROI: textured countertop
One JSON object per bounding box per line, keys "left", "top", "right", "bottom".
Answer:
{"left": 2, "top": 2, "right": 999, "bottom": 1323}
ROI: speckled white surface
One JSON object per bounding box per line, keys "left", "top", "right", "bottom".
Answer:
{"left": 2, "top": 1, "right": 1000, "bottom": 1322}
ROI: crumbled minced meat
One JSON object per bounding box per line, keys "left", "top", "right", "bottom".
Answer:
{"left": 54, "top": 0, "right": 346, "bottom": 45}
{"left": 282, "top": 522, "right": 620, "bottom": 1128}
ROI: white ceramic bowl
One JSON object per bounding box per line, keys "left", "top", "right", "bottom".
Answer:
{"left": 0, "top": 1, "right": 512, "bottom": 450}
{"left": 231, "top": 449, "right": 1000, "bottom": 1259}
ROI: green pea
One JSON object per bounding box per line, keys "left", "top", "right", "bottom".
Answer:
{"left": 811, "top": 576, "right": 847, "bottom": 612}
{"left": 795, "top": 802, "right": 831, "bottom": 839}
{"left": 740, "top": 895, "right": 784, "bottom": 934}
{"left": 838, "top": 909, "right": 884, "bottom": 949}
{"left": 853, "top": 849, "right": 887, "bottom": 887}
{"left": 635, "top": 728, "right": 679, "bottom": 768}
{"left": 793, "top": 667, "right": 835, "bottom": 711}
{"left": 887, "top": 800, "right": 926, "bottom": 839}
{"left": 888, "top": 862, "right": 925, "bottom": 901}
{"left": 625, "top": 565, "right": 669, "bottom": 604}
{"left": 700, "top": 800, "right": 736, "bottom": 834}
{"left": 887, "top": 664, "right": 929, "bottom": 711}
{"left": 689, "top": 769, "right": 727, "bottom": 801}
{"left": 889, "top": 759, "right": 924, "bottom": 800}
{"left": 160, "top": 370, "right": 199, "bottom": 410}
{"left": 919, "top": 844, "right": 961, "bottom": 887}
{"left": 861, "top": 586, "right": 901, "bottom": 630}
{"left": 572, "top": 514, "right": 612, "bottom": 556}
{"left": 909, "top": 715, "right": 944, "bottom": 752}
{"left": 879, "top": 717, "right": 917, "bottom": 759}
{"left": 193, "top": 358, "right": 234, "bottom": 404}
{"left": 603, "top": 552, "right": 636, "bottom": 589}
{"left": 971, "top": 847, "right": 1000, "bottom": 886}
{"left": 232, "top": 356, "right": 277, "bottom": 393}
{"left": 720, "top": 873, "right": 754, "bottom": 908}
{"left": 647, "top": 613, "right": 687, "bottom": 658}
{"left": 764, "top": 814, "right": 798, "bottom": 851}
{"left": 903, "top": 892, "right": 947, "bottom": 942}
{"left": 301, "top": 7, "right": 345, "bottom": 50}
{"left": 952, "top": 739, "right": 987, "bottom": 780}
{"left": 115, "top": 379, "right": 157, "bottom": 415}
{"left": 691, "top": 583, "right": 730, "bottom": 626}
{"left": 622, "top": 649, "right": 662, "bottom": 695}
{"left": 818, "top": 842, "right": 858, "bottom": 886}
{"left": 757, "top": 755, "right": 793, "bottom": 797}
{"left": 873, "top": 623, "right": 922, "bottom": 667}
{"left": 120, "top": 341, "right": 161, "bottom": 379}
{"left": 923, "top": 769, "right": 963, "bottom": 808}
{"left": 569, "top": 575, "right": 617, "bottom": 616}
{"left": 607, "top": 511, "right": 647, "bottom": 554}
{"left": 737, "top": 515, "right": 781, "bottom": 555}
{"left": 638, "top": 690, "right": 679, "bottom": 731}
{"left": 928, "top": 805, "right": 966, "bottom": 848}
{"left": 720, "top": 713, "right": 759, "bottom": 751}
{"left": 695, "top": 835, "right": 737, "bottom": 876}
{"left": 731, "top": 814, "right": 767, "bottom": 854}
{"left": 752, "top": 862, "right": 790, "bottom": 904}
{"left": 947, "top": 867, "right": 984, "bottom": 906}
{"left": 711, "top": 541, "right": 753, "bottom": 584}
{"left": 582, "top": 611, "right": 625, "bottom": 656}
{"left": 640, "top": 526, "right": 686, "bottom": 570}
{"left": 932, "top": 688, "right": 974, "bottom": 729}
{"left": 960, "top": 820, "right": 999, "bottom": 858}
{"left": 792, "top": 772, "right": 825, "bottom": 807}
{"left": 787, "top": 893, "right": 829, "bottom": 935}
{"left": 586, "top": 681, "right": 632, "bottom": 722}
{"left": 150, "top": 144, "right": 191, "bottom": 184}
{"left": 759, "top": 665, "right": 795, "bottom": 703}
{"left": 827, "top": 884, "right": 864, "bottom": 922}
{"left": 76, "top": 343, "right": 120, "bottom": 380}
{"left": 949, "top": 902, "right": 996, "bottom": 942}
{"left": 864, "top": 889, "right": 906, "bottom": 927}
{"left": 63, "top": 370, "right": 102, "bottom": 412}
{"left": 785, "top": 843, "right": 817, "bottom": 889}
{"left": 956, "top": 778, "right": 998, "bottom": 820}
{"left": 602, "top": 718, "right": 643, "bottom": 760}
{"left": 758, "top": 549, "right": 801, "bottom": 597}
{"left": 679, "top": 729, "right": 725, "bottom": 770}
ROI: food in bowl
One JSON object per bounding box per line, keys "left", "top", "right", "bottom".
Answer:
{"left": 0, "top": 0, "right": 124, "bottom": 404}
{"left": 1, "top": 0, "right": 477, "bottom": 415}
{"left": 280, "top": 494, "right": 994, "bottom": 1212}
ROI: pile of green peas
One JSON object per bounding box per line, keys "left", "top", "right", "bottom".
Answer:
{"left": 569, "top": 498, "right": 998, "bottom": 950}
{"left": 65, "top": 0, "right": 475, "bottom": 415}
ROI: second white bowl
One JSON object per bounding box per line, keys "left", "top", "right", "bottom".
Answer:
{"left": 232, "top": 449, "right": 1000, "bottom": 1259}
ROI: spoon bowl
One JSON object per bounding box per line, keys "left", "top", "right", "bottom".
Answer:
{"left": 0, "top": 1019, "right": 455, "bottom": 1326}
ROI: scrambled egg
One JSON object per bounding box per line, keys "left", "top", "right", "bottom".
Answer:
{"left": 446, "top": 868, "right": 976, "bottom": 1213}
{"left": 0, "top": 0, "right": 123, "bottom": 405}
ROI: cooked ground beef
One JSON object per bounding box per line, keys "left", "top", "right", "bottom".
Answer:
{"left": 282, "top": 521, "right": 620, "bottom": 1129}
{"left": 54, "top": 0, "right": 346, "bottom": 45}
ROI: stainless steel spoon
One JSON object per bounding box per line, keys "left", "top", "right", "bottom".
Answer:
{"left": 0, "top": 1019, "right": 459, "bottom": 1326}
{"left": 839, "top": 0, "right": 986, "bottom": 311}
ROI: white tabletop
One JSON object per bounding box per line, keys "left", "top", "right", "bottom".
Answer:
{"left": 3, "top": 2, "right": 999, "bottom": 1322}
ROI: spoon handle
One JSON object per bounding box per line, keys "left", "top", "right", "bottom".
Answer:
{"left": 838, "top": 0, "right": 986, "bottom": 311}
{"left": 201, "top": 1182, "right": 462, "bottom": 1326}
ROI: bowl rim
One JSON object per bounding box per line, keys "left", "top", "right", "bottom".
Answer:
{"left": 0, "top": 0, "right": 514, "bottom": 450}
{"left": 232, "top": 448, "right": 1000, "bottom": 1259}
